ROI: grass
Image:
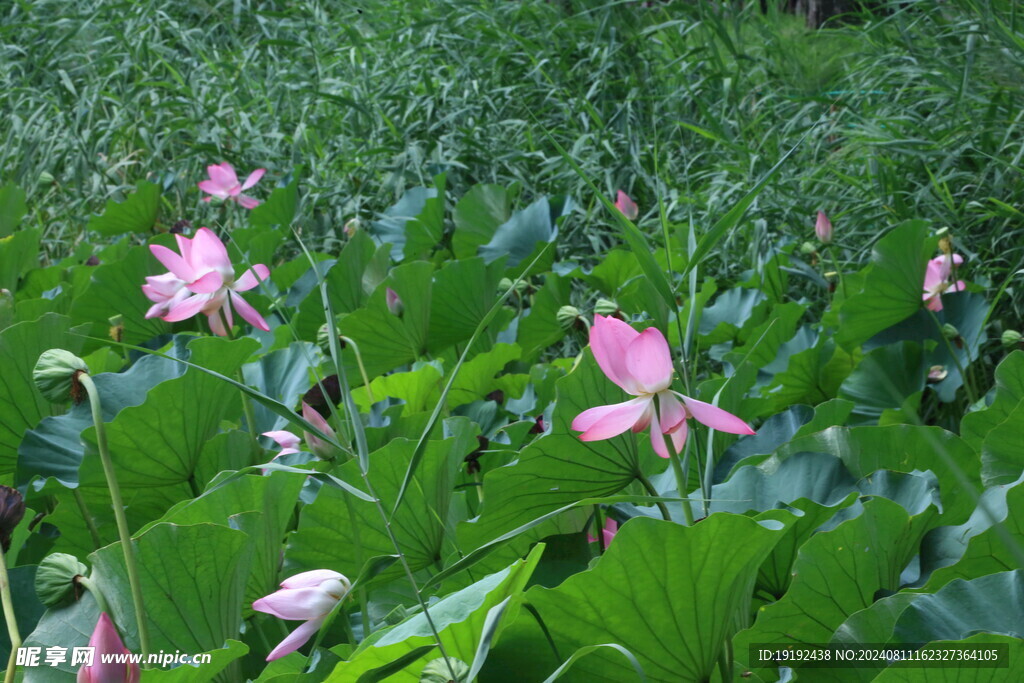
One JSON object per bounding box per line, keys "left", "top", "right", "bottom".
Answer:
{"left": 2, "top": 0, "right": 1023, "bottom": 326}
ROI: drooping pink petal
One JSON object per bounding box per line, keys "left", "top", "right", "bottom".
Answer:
{"left": 235, "top": 264, "right": 270, "bottom": 291}
{"left": 265, "top": 617, "right": 323, "bottom": 662}
{"left": 625, "top": 328, "right": 674, "bottom": 393}
{"left": 614, "top": 190, "right": 638, "bottom": 221}
{"left": 187, "top": 269, "right": 224, "bottom": 294}
{"left": 679, "top": 395, "right": 755, "bottom": 435}
{"left": 149, "top": 244, "right": 196, "bottom": 282}
{"left": 649, "top": 409, "right": 669, "bottom": 458}
{"left": 668, "top": 418, "right": 688, "bottom": 454}
{"left": 236, "top": 194, "right": 260, "bottom": 209}
{"left": 588, "top": 315, "right": 642, "bottom": 394}
{"left": 230, "top": 291, "right": 270, "bottom": 331}
{"left": 925, "top": 295, "right": 944, "bottom": 312}
{"left": 162, "top": 294, "right": 210, "bottom": 323}
{"left": 207, "top": 309, "right": 228, "bottom": 336}
{"left": 280, "top": 569, "right": 346, "bottom": 590}
{"left": 252, "top": 587, "right": 338, "bottom": 621}
{"left": 656, "top": 391, "right": 687, "bottom": 433}
{"left": 950, "top": 279, "right": 966, "bottom": 293}
{"left": 241, "top": 168, "right": 266, "bottom": 191}
{"left": 574, "top": 397, "right": 652, "bottom": 442}
{"left": 142, "top": 272, "right": 185, "bottom": 301}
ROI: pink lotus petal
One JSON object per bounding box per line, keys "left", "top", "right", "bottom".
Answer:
{"left": 679, "top": 395, "right": 755, "bottom": 435}
{"left": 264, "top": 430, "right": 301, "bottom": 454}
{"left": 614, "top": 190, "right": 638, "bottom": 221}
{"left": 197, "top": 179, "right": 229, "bottom": 199}
{"left": 265, "top": 617, "right": 323, "bottom": 662}
{"left": 230, "top": 291, "right": 270, "bottom": 331}
{"left": 235, "top": 264, "right": 270, "bottom": 291}
{"left": 574, "top": 397, "right": 652, "bottom": 442}
{"left": 588, "top": 518, "right": 618, "bottom": 545}
{"left": 187, "top": 269, "right": 224, "bottom": 294}
{"left": 77, "top": 613, "right": 139, "bottom": 683}
{"left": 649, "top": 409, "right": 669, "bottom": 458}
{"left": 150, "top": 244, "right": 196, "bottom": 282}
{"left": 625, "top": 328, "right": 673, "bottom": 393}
{"left": 207, "top": 308, "right": 229, "bottom": 336}
{"left": 668, "top": 418, "right": 688, "bottom": 454}
{"left": 241, "top": 168, "right": 266, "bottom": 191}
{"left": 236, "top": 194, "right": 260, "bottom": 209}
{"left": 252, "top": 587, "right": 338, "bottom": 621}
{"left": 162, "top": 294, "right": 210, "bottom": 323}
{"left": 191, "top": 227, "right": 232, "bottom": 274}
{"left": 589, "top": 315, "right": 642, "bottom": 394}
{"left": 657, "top": 391, "right": 687, "bottom": 433}
{"left": 280, "top": 569, "right": 345, "bottom": 590}
{"left": 207, "top": 163, "right": 238, "bottom": 190}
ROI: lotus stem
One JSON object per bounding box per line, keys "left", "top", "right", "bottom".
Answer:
{"left": 0, "top": 546, "right": 21, "bottom": 683}
{"left": 339, "top": 336, "right": 374, "bottom": 404}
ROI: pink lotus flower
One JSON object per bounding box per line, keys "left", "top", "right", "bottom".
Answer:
{"left": 815, "top": 210, "right": 833, "bottom": 243}
{"left": 572, "top": 315, "right": 755, "bottom": 458}
{"left": 76, "top": 613, "right": 140, "bottom": 683}
{"left": 253, "top": 569, "right": 351, "bottom": 661}
{"left": 301, "top": 402, "right": 336, "bottom": 460}
{"left": 263, "top": 430, "right": 301, "bottom": 457}
{"left": 587, "top": 517, "right": 618, "bottom": 546}
{"left": 144, "top": 227, "right": 270, "bottom": 336}
{"left": 198, "top": 162, "right": 265, "bottom": 209}
{"left": 614, "top": 190, "right": 638, "bottom": 221}
{"left": 923, "top": 253, "right": 965, "bottom": 312}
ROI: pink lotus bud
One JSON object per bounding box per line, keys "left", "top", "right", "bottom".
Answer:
{"left": 815, "top": 211, "right": 833, "bottom": 244}
{"left": 614, "top": 191, "right": 639, "bottom": 221}
{"left": 386, "top": 288, "right": 403, "bottom": 317}
{"left": 76, "top": 613, "right": 140, "bottom": 683}
{"left": 301, "top": 402, "right": 337, "bottom": 460}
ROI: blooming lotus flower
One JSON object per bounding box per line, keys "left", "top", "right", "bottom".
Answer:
{"left": 587, "top": 517, "right": 618, "bottom": 546}
{"left": 76, "top": 613, "right": 140, "bottom": 683}
{"left": 263, "top": 430, "right": 301, "bottom": 457}
{"left": 198, "top": 162, "right": 265, "bottom": 209}
{"left": 145, "top": 227, "right": 270, "bottom": 336}
{"left": 301, "top": 402, "right": 336, "bottom": 460}
{"left": 572, "top": 315, "right": 755, "bottom": 458}
{"left": 815, "top": 210, "right": 833, "bottom": 243}
{"left": 923, "top": 253, "right": 965, "bottom": 312}
{"left": 253, "top": 569, "right": 351, "bottom": 661}
{"left": 614, "top": 190, "right": 638, "bottom": 221}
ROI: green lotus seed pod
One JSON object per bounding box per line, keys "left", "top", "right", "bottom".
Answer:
{"left": 594, "top": 298, "right": 619, "bottom": 317}
{"left": 39, "top": 171, "right": 55, "bottom": 184}
{"left": 941, "top": 323, "right": 959, "bottom": 339}
{"left": 420, "top": 657, "right": 470, "bottom": 683}
{"left": 35, "top": 553, "right": 88, "bottom": 607}
{"left": 34, "top": 349, "right": 89, "bottom": 403}
{"left": 800, "top": 241, "right": 817, "bottom": 255}
{"left": 1002, "top": 330, "right": 1022, "bottom": 347}
{"left": 316, "top": 324, "right": 331, "bottom": 353}
{"left": 557, "top": 305, "right": 581, "bottom": 330}
{"left": 497, "top": 277, "right": 515, "bottom": 294}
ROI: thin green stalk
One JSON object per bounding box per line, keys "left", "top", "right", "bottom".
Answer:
{"left": 924, "top": 307, "right": 978, "bottom": 405}
{"left": 668, "top": 449, "right": 695, "bottom": 526}
{"left": 73, "top": 488, "right": 102, "bottom": 550}
{"left": 358, "top": 588, "right": 370, "bottom": 642}
{"left": 0, "top": 546, "right": 21, "bottom": 683}
{"left": 635, "top": 471, "right": 671, "bottom": 522}
{"left": 339, "top": 336, "right": 375, "bottom": 404}
{"left": 593, "top": 505, "right": 606, "bottom": 555}
{"left": 78, "top": 373, "right": 151, "bottom": 663}
{"left": 76, "top": 575, "right": 111, "bottom": 615}
{"left": 825, "top": 244, "right": 847, "bottom": 298}
{"left": 215, "top": 310, "right": 260, "bottom": 455}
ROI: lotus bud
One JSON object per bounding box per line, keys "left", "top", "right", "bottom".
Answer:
{"left": 927, "top": 365, "right": 948, "bottom": 382}
{"left": 594, "top": 298, "right": 620, "bottom": 317}
{"left": 800, "top": 241, "right": 817, "bottom": 255}
{"left": 34, "top": 349, "right": 90, "bottom": 403}
{"left": 343, "top": 218, "right": 360, "bottom": 237}
{"left": 77, "top": 613, "right": 140, "bottom": 683}
{"left": 614, "top": 190, "right": 639, "bottom": 221}
{"left": 941, "top": 323, "right": 959, "bottom": 340}
{"left": 0, "top": 486, "right": 25, "bottom": 553}
{"left": 386, "top": 288, "right": 403, "bottom": 317}
{"left": 815, "top": 211, "right": 833, "bottom": 243}
{"left": 1001, "top": 330, "right": 1022, "bottom": 348}
{"left": 420, "top": 657, "right": 470, "bottom": 683}
{"left": 36, "top": 553, "right": 89, "bottom": 607}
{"left": 557, "top": 305, "right": 582, "bottom": 330}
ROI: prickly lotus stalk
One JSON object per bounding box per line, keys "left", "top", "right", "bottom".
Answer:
{"left": 33, "top": 349, "right": 89, "bottom": 403}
